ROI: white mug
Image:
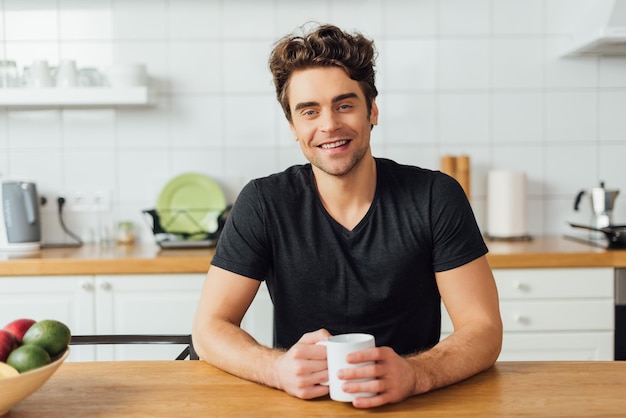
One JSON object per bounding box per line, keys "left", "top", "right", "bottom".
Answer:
{"left": 106, "top": 63, "right": 147, "bottom": 87}
{"left": 316, "top": 333, "right": 376, "bottom": 402}
{"left": 30, "top": 60, "right": 54, "bottom": 87}
{"left": 56, "top": 59, "right": 78, "bottom": 88}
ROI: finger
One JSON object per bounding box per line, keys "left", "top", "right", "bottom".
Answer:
{"left": 346, "top": 347, "right": 382, "bottom": 364}
{"left": 342, "top": 380, "right": 384, "bottom": 408}
{"left": 352, "top": 393, "right": 388, "bottom": 409}
{"left": 342, "top": 377, "right": 381, "bottom": 394}
{"left": 292, "top": 366, "right": 329, "bottom": 385}
{"left": 299, "top": 328, "right": 332, "bottom": 344}
{"left": 338, "top": 363, "right": 377, "bottom": 381}
{"left": 297, "top": 382, "right": 330, "bottom": 400}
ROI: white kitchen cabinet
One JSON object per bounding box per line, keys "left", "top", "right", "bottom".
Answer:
{"left": 91, "top": 274, "right": 205, "bottom": 361}
{"left": 499, "top": 332, "right": 613, "bottom": 361}
{"left": 0, "top": 275, "right": 96, "bottom": 361}
{"left": 93, "top": 276, "right": 273, "bottom": 359}
{"left": 0, "top": 274, "right": 274, "bottom": 361}
{"left": 441, "top": 267, "right": 615, "bottom": 361}
{"left": 0, "top": 274, "right": 204, "bottom": 361}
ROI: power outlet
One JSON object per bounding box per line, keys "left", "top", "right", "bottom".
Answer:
{"left": 93, "top": 190, "right": 112, "bottom": 212}
{"left": 64, "top": 189, "right": 112, "bottom": 212}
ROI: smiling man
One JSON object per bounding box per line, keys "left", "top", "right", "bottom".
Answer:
{"left": 193, "top": 24, "right": 502, "bottom": 409}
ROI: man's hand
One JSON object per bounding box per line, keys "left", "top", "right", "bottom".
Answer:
{"left": 338, "top": 346, "right": 417, "bottom": 408}
{"left": 273, "top": 329, "right": 331, "bottom": 399}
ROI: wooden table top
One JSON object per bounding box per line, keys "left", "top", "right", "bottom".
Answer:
{"left": 1, "top": 237, "right": 625, "bottom": 276}
{"left": 9, "top": 360, "right": 626, "bottom": 417}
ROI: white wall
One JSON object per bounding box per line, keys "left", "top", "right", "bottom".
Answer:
{"left": 1, "top": 0, "right": 625, "bottom": 244}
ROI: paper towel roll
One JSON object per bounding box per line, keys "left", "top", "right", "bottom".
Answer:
{"left": 487, "top": 170, "right": 528, "bottom": 239}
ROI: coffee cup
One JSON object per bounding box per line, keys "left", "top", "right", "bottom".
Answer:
{"left": 56, "top": 59, "right": 78, "bottom": 88}
{"left": 29, "top": 60, "right": 54, "bottom": 87}
{"left": 106, "top": 63, "right": 147, "bottom": 87}
{"left": 316, "top": 333, "right": 376, "bottom": 402}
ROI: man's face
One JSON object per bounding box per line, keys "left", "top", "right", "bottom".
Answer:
{"left": 287, "top": 66, "right": 378, "bottom": 178}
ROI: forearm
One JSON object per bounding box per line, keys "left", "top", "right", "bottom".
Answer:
{"left": 192, "top": 318, "right": 282, "bottom": 389}
{"left": 406, "top": 322, "right": 502, "bottom": 394}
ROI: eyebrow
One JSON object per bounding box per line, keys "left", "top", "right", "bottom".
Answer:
{"left": 293, "top": 92, "right": 359, "bottom": 112}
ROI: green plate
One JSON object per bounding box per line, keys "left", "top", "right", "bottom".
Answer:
{"left": 156, "top": 173, "right": 226, "bottom": 235}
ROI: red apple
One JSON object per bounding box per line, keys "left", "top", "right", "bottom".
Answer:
{"left": 3, "top": 318, "right": 37, "bottom": 343}
{"left": 0, "top": 329, "right": 18, "bottom": 362}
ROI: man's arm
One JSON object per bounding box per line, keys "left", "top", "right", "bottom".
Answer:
{"left": 192, "top": 266, "right": 330, "bottom": 399}
{"left": 411, "top": 255, "right": 503, "bottom": 389}
{"left": 340, "top": 255, "right": 503, "bottom": 408}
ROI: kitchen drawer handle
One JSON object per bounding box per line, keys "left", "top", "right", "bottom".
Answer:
{"left": 80, "top": 280, "right": 94, "bottom": 291}
{"left": 99, "top": 281, "right": 112, "bottom": 291}
{"left": 513, "top": 281, "right": 530, "bottom": 292}
{"left": 514, "top": 314, "right": 531, "bottom": 325}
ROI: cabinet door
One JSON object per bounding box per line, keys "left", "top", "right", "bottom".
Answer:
{"left": 94, "top": 274, "right": 205, "bottom": 361}
{"left": 0, "top": 276, "right": 96, "bottom": 361}
{"left": 494, "top": 268, "right": 613, "bottom": 300}
{"left": 499, "top": 332, "right": 614, "bottom": 361}
{"left": 499, "top": 300, "right": 614, "bottom": 332}
{"left": 440, "top": 267, "right": 615, "bottom": 361}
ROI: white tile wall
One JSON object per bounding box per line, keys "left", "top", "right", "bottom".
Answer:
{"left": 1, "top": 0, "right": 625, "bottom": 245}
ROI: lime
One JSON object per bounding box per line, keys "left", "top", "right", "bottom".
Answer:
{"left": 6, "top": 345, "right": 51, "bottom": 373}
{"left": 22, "top": 320, "right": 71, "bottom": 356}
{"left": 0, "top": 361, "right": 19, "bottom": 378}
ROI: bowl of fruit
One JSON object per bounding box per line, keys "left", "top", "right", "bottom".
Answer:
{"left": 0, "top": 318, "right": 71, "bottom": 416}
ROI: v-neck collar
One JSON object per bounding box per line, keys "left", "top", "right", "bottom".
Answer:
{"left": 309, "top": 160, "right": 380, "bottom": 238}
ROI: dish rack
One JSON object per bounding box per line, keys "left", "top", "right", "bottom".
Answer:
{"left": 142, "top": 206, "right": 231, "bottom": 249}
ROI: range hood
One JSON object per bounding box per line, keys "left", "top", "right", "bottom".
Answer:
{"left": 562, "top": 0, "right": 626, "bottom": 57}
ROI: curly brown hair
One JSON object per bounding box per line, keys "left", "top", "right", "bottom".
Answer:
{"left": 269, "top": 23, "right": 378, "bottom": 123}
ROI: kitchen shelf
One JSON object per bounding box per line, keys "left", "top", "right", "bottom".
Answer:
{"left": 0, "top": 86, "right": 154, "bottom": 108}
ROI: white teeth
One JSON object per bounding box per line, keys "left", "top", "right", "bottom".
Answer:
{"left": 320, "top": 140, "right": 348, "bottom": 149}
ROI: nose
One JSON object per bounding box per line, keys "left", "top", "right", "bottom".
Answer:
{"left": 319, "top": 109, "right": 341, "bottom": 133}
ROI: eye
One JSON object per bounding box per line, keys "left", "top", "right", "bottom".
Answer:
{"left": 337, "top": 103, "right": 353, "bottom": 111}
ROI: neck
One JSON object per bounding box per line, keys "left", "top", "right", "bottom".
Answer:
{"left": 313, "top": 155, "right": 377, "bottom": 231}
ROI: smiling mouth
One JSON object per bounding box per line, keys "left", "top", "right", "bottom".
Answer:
{"left": 319, "top": 140, "right": 349, "bottom": 149}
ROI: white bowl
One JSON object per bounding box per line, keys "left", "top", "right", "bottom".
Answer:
{"left": 106, "top": 63, "right": 147, "bottom": 87}
{"left": 0, "top": 348, "right": 69, "bottom": 416}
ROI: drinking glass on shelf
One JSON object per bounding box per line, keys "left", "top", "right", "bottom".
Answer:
{"left": 0, "top": 60, "right": 19, "bottom": 88}
{"left": 78, "top": 67, "right": 104, "bottom": 87}
{"left": 21, "top": 66, "right": 31, "bottom": 86}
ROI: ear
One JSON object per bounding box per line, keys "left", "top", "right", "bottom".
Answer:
{"left": 289, "top": 123, "right": 298, "bottom": 141}
{"left": 369, "top": 99, "right": 379, "bottom": 126}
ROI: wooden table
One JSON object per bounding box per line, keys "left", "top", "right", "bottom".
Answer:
{"left": 9, "top": 361, "right": 626, "bottom": 417}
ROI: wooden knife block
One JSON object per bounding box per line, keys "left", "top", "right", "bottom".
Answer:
{"left": 440, "top": 155, "right": 471, "bottom": 201}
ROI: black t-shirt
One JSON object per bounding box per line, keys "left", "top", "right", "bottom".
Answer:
{"left": 211, "top": 158, "right": 488, "bottom": 355}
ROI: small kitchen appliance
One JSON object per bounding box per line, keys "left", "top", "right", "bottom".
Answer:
{"left": 569, "top": 223, "right": 626, "bottom": 249}
{"left": 0, "top": 180, "right": 42, "bottom": 251}
{"left": 574, "top": 182, "right": 620, "bottom": 240}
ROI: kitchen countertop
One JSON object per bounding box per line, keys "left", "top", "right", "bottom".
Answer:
{"left": 10, "top": 360, "right": 626, "bottom": 417}
{"left": 0, "top": 237, "right": 625, "bottom": 276}
{"left": 0, "top": 244, "right": 214, "bottom": 276}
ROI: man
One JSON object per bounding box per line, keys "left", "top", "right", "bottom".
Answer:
{"left": 193, "top": 24, "right": 502, "bottom": 409}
